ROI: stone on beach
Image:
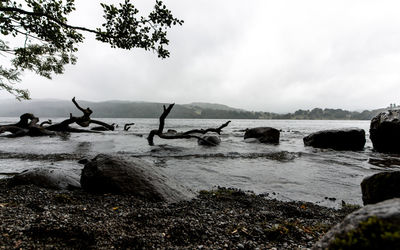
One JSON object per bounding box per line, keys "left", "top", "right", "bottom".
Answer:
{"left": 80, "top": 154, "right": 194, "bottom": 202}
{"left": 303, "top": 128, "right": 366, "bottom": 150}
{"left": 244, "top": 127, "right": 280, "bottom": 144}
{"left": 370, "top": 110, "right": 400, "bottom": 153}
{"left": 361, "top": 171, "right": 400, "bottom": 205}
{"left": 10, "top": 167, "right": 81, "bottom": 190}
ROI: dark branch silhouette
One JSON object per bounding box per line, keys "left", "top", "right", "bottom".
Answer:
{"left": 0, "top": 97, "right": 114, "bottom": 136}
{"left": 40, "top": 119, "right": 52, "bottom": 127}
{"left": 124, "top": 123, "right": 135, "bottom": 131}
{"left": 0, "top": 113, "right": 56, "bottom": 137}
{"left": 0, "top": 6, "right": 123, "bottom": 39}
{"left": 147, "top": 103, "right": 231, "bottom": 146}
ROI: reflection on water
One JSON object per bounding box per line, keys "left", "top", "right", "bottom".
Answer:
{"left": 0, "top": 118, "right": 399, "bottom": 208}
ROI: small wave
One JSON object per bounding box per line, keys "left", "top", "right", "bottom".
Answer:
{"left": 121, "top": 151, "right": 301, "bottom": 162}
{"left": 368, "top": 157, "right": 400, "bottom": 169}
{"left": 0, "top": 151, "right": 85, "bottom": 161}
{"left": 150, "top": 145, "right": 185, "bottom": 153}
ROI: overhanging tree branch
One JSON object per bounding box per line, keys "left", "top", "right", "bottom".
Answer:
{"left": 0, "top": 0, "right": 183, "bottom": 100}
{"left": 0, "top": 6, "right": 102, "bottom": 36}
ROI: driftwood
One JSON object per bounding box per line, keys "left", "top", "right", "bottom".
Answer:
{"left": 0, "top": 97, "right": 115, "bottom": 137}
{"left": 40, "top": 119, "right": 52, "bottom": 127}
{"left": 0, "top": 113, "right": 56, "bottom": 137}
{"left": 147, "top": 103, "right": 231, "bottom": 146}
{"left": 46, "top": 97, "right": 114, "bottom": 132}
{"left": 124, "top": 123, "right": 135, "bottom": 131}
{"left": 91, "top": 123, "right": 116, "bottom": 131}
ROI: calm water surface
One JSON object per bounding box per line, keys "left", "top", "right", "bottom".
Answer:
{"left": 1, "top": 118, "right": 399, "bottom": 208}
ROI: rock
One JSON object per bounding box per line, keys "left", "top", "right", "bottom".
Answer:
{"left": 361, "top": 171, "right": 400, "bottom": 205}
{"left": 198, "top": 135, "right": 221, "bottom": 146}
{"left": 313, "top": 198, "right": 400, "bottom": 249}
{"left": 80, "top": 154, "right": 194, "bottom": 202}
{"left": 244, "top": 127, "right": 280, "bottom": 144}
{"left": 9, "top": 167, "right": 81, "bottom": 190}
{"left": 78, "top": 158, "right": 90, "bottom": 165}
{"left": 303, "top": 128, "right": 366, "bottom": 150}
{"left": 370, "top": 110, "right": 400, "bottom": 153}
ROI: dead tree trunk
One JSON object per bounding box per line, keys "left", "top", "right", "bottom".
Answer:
{"left": 90, "top": 119, "right": 115, "bottom": 131}
{"left": 0, "top": 97, "right": 114, "bottom": 137}
{"left": 0, "top": 97, "right": 115, "bottom": 137}
{"left": 46, "top": 97, "right": 114, "bottom": 132}
{"left": 72, "top": 96, "right": 92, "bottom": 127}
{"left": 45, "top": 113, "right": 78, "bottom": 132}
{"left": 147, "top": 103, "right": 231, "bottom": 146}
{"left": 0, "top": 113, "right": 56, "bottom": 137}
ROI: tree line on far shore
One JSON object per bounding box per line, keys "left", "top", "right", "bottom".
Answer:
{"left": 0, "top": 99, "right": 385, "bottom": 120}
{"left": 259, "top": 108, "right": 379, "bottom": 120}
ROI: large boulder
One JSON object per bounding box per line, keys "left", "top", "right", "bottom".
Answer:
{"left": 198, "top": 135, "right": 221, "bottom": 146}
{"left": 9, "top": 167, "right": 81, "bottom": 190}
{"left": 361, "top": 171, "right": 400, "bottom": 205}
{"left": 80, "top": 154, "right": 194, "bottom": 203}
{"left": 313, "top": 198, "right": 400, "bottom": 249}
{"left": 370, "top": 110, "right": 400, "bottom": 153}
{"left": 244, "top": 127, "right": 280, "bottom": 144}
{"left": 303, "top": 128, "right": 366, "bottom": 150}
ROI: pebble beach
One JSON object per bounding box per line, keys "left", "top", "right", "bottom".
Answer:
{"left": 0, "top": 180, "right": 359, "bottom": 249}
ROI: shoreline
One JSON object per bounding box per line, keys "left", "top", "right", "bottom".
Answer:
{"left": 0, "top": 179, "right": 360, "bottom": 249}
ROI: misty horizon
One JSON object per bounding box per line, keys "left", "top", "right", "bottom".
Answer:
{"left": 0, "top": 97, "right": 393, "bottom": 114}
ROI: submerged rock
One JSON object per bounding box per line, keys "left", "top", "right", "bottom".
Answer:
{"left": 313, "top": 198, "right": 400, "bottom": 249}
{"left": 303, "top": 128, "right": 366, "bottom": 151}
{"left": 80, "top": 154, "right": 194, "bottom": 202}
{"left": 10, "top": 167, "right": 80, "bottom": 190}
{"left": 370, "top": 110, "right": 400, "bottom": 153}
{"left": 361, "top": 171, "right": 400, "bottom": 205}
{"left": 198, "top": 135, "right": 221, "bottom": 146}
{"left": 244, "top": 127, "right": 280, "bottom": 144}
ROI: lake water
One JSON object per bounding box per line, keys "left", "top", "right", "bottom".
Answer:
{"left": 1, "top": 118, "right": 399, "bottom": 208}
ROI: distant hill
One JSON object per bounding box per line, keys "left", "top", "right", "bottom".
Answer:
{"left": 183, "top": 102, "right": 244, "bottom": 111}
{"left": 0, "top": 99, "right": 198, "bottom": 118}
{"left": 0, "top": 99, "right": 388, "bottom": 120}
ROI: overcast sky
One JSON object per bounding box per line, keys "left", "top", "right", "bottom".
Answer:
{"left": 1, "top": 0, "right": 400, "bottom": 112}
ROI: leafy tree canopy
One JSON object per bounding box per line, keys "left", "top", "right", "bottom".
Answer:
{"left": 0, "top": 0, "right": 183, "bottom": 99}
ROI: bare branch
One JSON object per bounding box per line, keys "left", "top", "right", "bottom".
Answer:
{"left": 0, "top": 6, "right": 156, "bottom": 40}
{"left": 47, "top": 98, "right": 112, "bottom": 132}
{"left": 0, "top": 7, "right": 103, "bottom": 36}
{"left": 147, "top": 104, "right": 230, "bottom": 146}
{"left": 183, "top": 121, "right": 231, "bottom": 135}
{"left": 72, "top": 97, "right": 92, "bottom": 116}
{"left": 39, "top": 119, "right": 52, "bottom": 127}
{"left": 90, "top": 119, "right": 115, "bottom": 131}
{"left": 147, "top": 103, "right": 174, "bottom": 145}
{"left": 124, "top": 123, "right": 135, "bottom": 131}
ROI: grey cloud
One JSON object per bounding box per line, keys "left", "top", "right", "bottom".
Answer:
{"left": 1, "top": 0, "right": 399, "bottom": 112}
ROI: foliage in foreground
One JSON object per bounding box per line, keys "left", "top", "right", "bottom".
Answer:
{"left": 0, "top": 0, "right": 183, "bottom": 99}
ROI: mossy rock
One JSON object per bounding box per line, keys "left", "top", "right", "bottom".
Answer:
{"left": 313, "top": 198, "right": 400, "bottom": 249}
{"left": 329, "top": 216, "right": 400, "bottom": 249}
